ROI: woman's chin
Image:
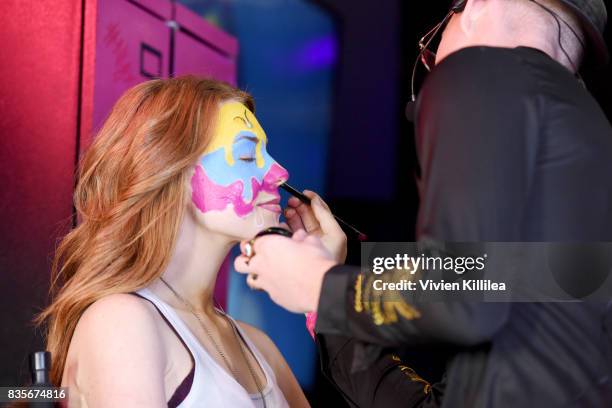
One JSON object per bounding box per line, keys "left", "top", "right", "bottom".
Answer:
{"left": 259, "top": 206, "right": 281, "bottom": 224}
{"left": 260, "top": 212, "right": 281, "bottom": 230}
{"left": 233, "top": 210, "right": 281, "bottom": 240}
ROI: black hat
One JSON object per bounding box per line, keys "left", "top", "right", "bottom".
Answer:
{"left": 554, "top": 0, "right": 608, "bottom": 65}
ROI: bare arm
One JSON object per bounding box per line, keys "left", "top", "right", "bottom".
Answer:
{"left": 73, "top": 294, "right": 168, "bottom": 407}
{"left": 238, "top": 322, "right": 310, "bottom": 408}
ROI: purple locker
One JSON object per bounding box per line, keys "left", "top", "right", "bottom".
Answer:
{"left": 92, "top": 0, "right": 172, "bottom": 133}
{"left": 173, "top": 2, "right": 238, "bottom": 83}
{"left": 91, "top": 0, "right": 238, "bottom": 132}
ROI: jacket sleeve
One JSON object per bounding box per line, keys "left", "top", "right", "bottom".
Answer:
{"left": 316, "top": 332, "right": 444, "bottom": 408}
{"left": 315, "top": 264, "right": 509, "bottom": 349}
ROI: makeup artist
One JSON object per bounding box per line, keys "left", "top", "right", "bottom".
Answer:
{"left": 236, "top": 0, "right": 612, "bottom": 406}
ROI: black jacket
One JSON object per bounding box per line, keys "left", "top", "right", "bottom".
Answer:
{"left": 315, "top": 46, "right": 612, "bottom": 407}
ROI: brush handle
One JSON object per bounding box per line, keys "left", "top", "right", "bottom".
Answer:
{"left": 280, "top": 183, "right": 367, "bottom": 241}
{"left": 280, "top": 183, "right": 312, "bottom": 204}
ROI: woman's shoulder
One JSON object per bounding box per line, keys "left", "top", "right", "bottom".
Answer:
{"left": 79, "top": 293, "right": 159, "bottom": 331}
{"left": 74, "top": 293, "right": 166, "bottom": 366}
{"left": 64, "top": 293, "right": 169, "bottom": 405}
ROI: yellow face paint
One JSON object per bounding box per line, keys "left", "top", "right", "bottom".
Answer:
{"left": 205, "top": 101, "right": 268, "bottom": 168}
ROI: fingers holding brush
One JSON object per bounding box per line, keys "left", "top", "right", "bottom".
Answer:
{"left": 305, "top": 191, "right": 343, "bottom": 237}
{"left": 308, "top": 193, "right": 347, "bottom": 264}
{"left": 281, "top": 183, "right": 367, "bottom": 242}
{"left": 284, "top": 189, "right": 347, "bottom": 264}
{"left": 285, "top": 202, "right": 307, "bottom": 232}
{"left": 286, "top": 191, "right": 320, "bottom": 233}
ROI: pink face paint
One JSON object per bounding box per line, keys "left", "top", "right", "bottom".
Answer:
{"left": 191, "top": 163, "right": 289, "bottom": 217}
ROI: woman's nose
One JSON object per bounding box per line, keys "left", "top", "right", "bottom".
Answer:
{"left": 264, "top": 161, "right": 290, "bottom": 187}
{"left": 274, "top": 163, "right": 290, "bottom": 186}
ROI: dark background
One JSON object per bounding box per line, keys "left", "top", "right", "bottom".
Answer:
{"left": 2, "top": 1, "right": 612, "bottom": 406}
{"left": 303, "top": 1, "right": 612, "bottom": 404}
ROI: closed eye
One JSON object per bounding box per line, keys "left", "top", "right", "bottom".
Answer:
{"left": 234, "top": 135, "right": 259, "bottom": 163}
{"left": 239, "top": 156, "right": 256, "bottom": 162}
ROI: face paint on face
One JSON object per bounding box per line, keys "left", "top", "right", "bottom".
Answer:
{"left": 191, "top": 101, "right": 289, "bottom": 218}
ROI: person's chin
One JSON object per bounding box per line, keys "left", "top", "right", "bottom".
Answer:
{"left": 237, "top": 208, "right": 281, "bottom": 239}
{"left": 261, "top": 210, "right": 281, "bottom": 228}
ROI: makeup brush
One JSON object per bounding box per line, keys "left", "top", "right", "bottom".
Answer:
{"left": 280, "top": 183, "right": 367, "bottom": 241}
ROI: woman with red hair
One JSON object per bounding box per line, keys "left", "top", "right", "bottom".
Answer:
{"left": 35, "top": 76, "right": 310, "bottom": 407}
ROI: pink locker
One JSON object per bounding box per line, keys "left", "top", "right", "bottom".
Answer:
{"left": 173, "top": 4, "right": 237, "bottom": 81}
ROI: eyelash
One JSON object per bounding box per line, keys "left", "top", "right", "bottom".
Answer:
{"left": 239, "top": 156, "right": 256, "bottom": 162}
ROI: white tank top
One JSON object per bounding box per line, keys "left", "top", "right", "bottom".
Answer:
{"left": 134, "top": 287, "right": 290, "bottom": 408}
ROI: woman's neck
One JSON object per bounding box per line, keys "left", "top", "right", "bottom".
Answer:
{"left": 147, "top": 209, "right": 235, "bottom": 315}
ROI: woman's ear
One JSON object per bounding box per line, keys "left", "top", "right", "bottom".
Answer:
{"left": 459, "top": 0, "right": 489, "bottom": 36}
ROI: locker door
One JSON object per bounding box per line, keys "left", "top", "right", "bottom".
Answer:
{"left": 173, "top": 2, "right": 238, "bottom": 84}
{"left": 92, "top": 0, "right": 172, "bottom": 133}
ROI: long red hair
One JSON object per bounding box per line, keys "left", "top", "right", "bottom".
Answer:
{"left": 33, "top": 75, "right": 254, "bottom": 386}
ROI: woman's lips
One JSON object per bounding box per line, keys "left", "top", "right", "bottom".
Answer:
{"left": 258, "top": 202, "right": 282, "bottom": 213}
{"left": 257, "top": 197, "right": 281, "bottom": 213}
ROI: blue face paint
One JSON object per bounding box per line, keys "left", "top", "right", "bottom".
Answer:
{"left": 199, "top": 132, "right": 277, "bottom": 202}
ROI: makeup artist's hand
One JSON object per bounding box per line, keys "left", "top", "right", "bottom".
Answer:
{"left": 234, "top": 230, "right": 337, "bottom": 313}
{"left": 284, "top": 190, "right": 347, "bottom": 263}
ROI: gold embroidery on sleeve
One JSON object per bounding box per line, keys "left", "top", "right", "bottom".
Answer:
{"left": 353, "top": 268, "right": 422, "bottom": 325}
{"left": 354, "top": 273, "right": 364, "bottom": 312}
{"left": 391, "top": 354, "right": 432, "bottom": 394}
